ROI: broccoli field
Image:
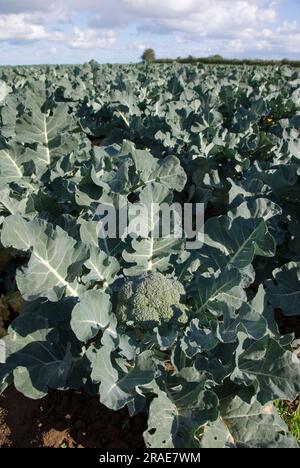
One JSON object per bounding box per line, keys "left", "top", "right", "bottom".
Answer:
{"left": 0, "top": 62, "right": 300, "bottom": 448}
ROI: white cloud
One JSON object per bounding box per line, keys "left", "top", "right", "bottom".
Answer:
{"left": 0, "top": 1, "right": 71, "bottom": 23}
{"left": 126, "top": 41, "right": 147, "bottom": 51}
{"left": 80, "top": 0, "right": 298, "bottom": 57}
{"left": 117, "top": 0, "right": 299, "bottom": 57}
{"left": 0, "top": 1, "right": 54, "bottom": 14}
{"left": 68, "top": 28, "right": 116, "bottom": 49}
{"left": 137, "top": 0, "right": 277, "bottom": 37}
{"left": 0, "top": 14, "right": 64, "bottom": 42}
{"left": 123, "top": 0, "right": 199, "bottom": 17}
{"left": 81, "top": 0, "right": 278, "bottom": 29}
{"left": 0, "top": 0, "right": 299, "bottom": 60}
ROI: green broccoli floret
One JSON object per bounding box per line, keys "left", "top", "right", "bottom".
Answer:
{"left": 117, "top": 272, "right": 187, "bottom": 328}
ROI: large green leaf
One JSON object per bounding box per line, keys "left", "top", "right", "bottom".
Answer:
{"left": 82, "top": 248, "right": 120, "bottom": 288}
{"left": 201, "top": 215, "right": 276, "bottom": 271}
{"left": 71, "top": 290, "right": 116, "bottom": 343}
{"left": 90, "top": 348, "right": 155, "bottom": 410}
{"left": 0, "top": 140, "right": 31, "bottom": 186}
{"left": 122, "top": 181, "right": 183, "bottom": 274}
{"left": 200, "top": 396, "right": 298, "bottom": 448}
{"left": 1, "top": 318, "right": 73, "bottom": 399}
{"left": 216, "top": 285, "right": 268, "bottom": 342}
{"left": 233, "top": 334, "right": 300, "bottom": 403}
{"left": 144, "top": 378, "right": 219, "bottom": 448}
{"left": 16, "top": 103, "right": 71, "bottom": 150}
{"left": 266, "top": 262, "right": 300, "bottom": 316}
{"left": 193, "top": 267, "right": 244, "bottom": 316}
{"left": 1, "top": 215, "right": 87, "bottom": 301}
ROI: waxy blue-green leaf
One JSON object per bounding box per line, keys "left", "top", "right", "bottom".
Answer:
{"left": 201, "top": 215, "right": 276, "bottom": 271}
{"left": 15, "top": 103, "right": 72, "bottom": 149}
{"left": 1, "top": 215, "right": 88, "bottom": 301}
{"left": 123, "top": 237, "right": 183, "bottom": 276}
{"left": 233, "top": 334, "right": 300, "bottom": 404}
{"left": 82, "top": 248, "right": 120, "bottom": 288}
{"left": 1, "top": 318, "right": 73, "bottom": 399}
{"left": 181, "top": 319, "right": 218, "bottom": 357}
{"left": 0, "top": 188, "right": 30, "bottom": 217}
{"left": 193, "top": 267, "right": 244, "bottom": 316}
{"left": 200, "top": 396, "right": 298, "bottom": 448}
{"left": 216, "top": 285, "right": 268, "bottom": 342}
{"left": 91, "top": 348, "right": 155, "bottom": 411}
{"left": 71, "top": 290, "right": 116, "bottom": 343}
{"left": 144, "top": 378, "right": 219, "bottom": 448}
{"left": 0, "top": 140, "right": 32, "bottom": 186}
{"left": 266, "top": 262, "right": 300, "bottom": 316}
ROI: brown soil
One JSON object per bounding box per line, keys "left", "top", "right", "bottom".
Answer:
{"left": 0, "top": 386, "right": 146, "bottom": 448}
{"left": 274, "top": 309, "right": 300, "bottom": 338}
{"left": 89, "top": 136, "right": 104, "bottom": 146}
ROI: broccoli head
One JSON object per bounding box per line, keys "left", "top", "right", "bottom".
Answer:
{"left": 116, "top": 272, "right": 187, "bottom": 328}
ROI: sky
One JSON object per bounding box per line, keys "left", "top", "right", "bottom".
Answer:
{"left": 0, "top": 0, "right": 299, "bottom": 65}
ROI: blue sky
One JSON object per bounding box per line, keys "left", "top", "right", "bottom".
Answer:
{"left": 0, "top": 0, "right": 299, "bottom": 65}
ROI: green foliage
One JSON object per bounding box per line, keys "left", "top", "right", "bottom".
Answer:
{"left": 155, "top": 56, "right": 300, "bottom": 67}
{"left": 275, "top": 401, "right": 300, "bottom": 446}
{"left": 0, "top": 62, "right": 300, "bottom": 448}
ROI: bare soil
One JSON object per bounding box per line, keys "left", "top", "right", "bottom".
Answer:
{"left": 274, "top": 309, "right": 300, "bottom": 338}
{"left": 0, "top": 387, "right": 146, "bottom": 448}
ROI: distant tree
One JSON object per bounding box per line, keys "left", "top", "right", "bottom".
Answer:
{"left": 141, "top": 48, "right": 156, "bottom": 63}
{"left": 88, "top": 59, "right": 99, "bottom": 70}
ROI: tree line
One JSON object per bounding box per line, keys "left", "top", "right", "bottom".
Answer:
{"left": 141, "top": 49, "right": 300, "bottom": 67}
